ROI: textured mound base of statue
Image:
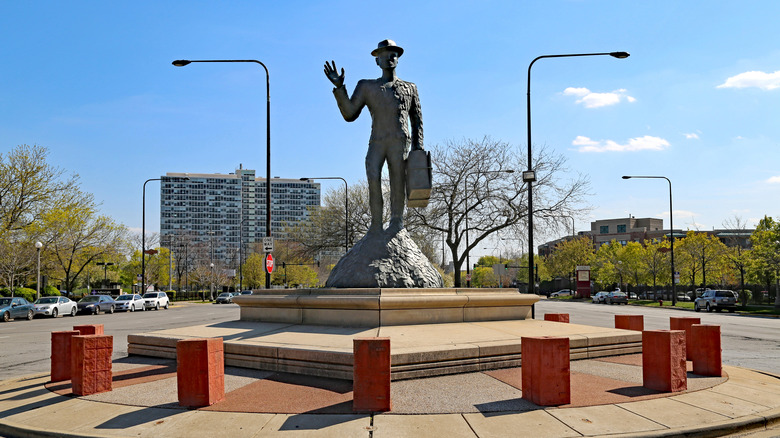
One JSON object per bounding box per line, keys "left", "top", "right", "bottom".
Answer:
{"left": 325, "top": 228, "right": 443, "bottom": 288}
{"left": 233, "top": 288, "right": 539, "bottom": 327}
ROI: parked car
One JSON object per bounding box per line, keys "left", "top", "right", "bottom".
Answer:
{"left": 114, "top": 294, "right": 146, "bottom": 312}
{"left": 694, "top": 289, "right": 737, "bottom": 313}
{"left": 605, "top": 291, "right": 628, "bottom": 305}
{"left": 77, "top": 295, "right": 116, "bottom": 315}
{"left": 676, "top": 293, "right": 692, "bottom": 302}
{"left": 592, "top": 291, "right": 609, "bottom": 304}
{"left": 240, "top": 290, "right": 253, "bottom": 295}
{"left": 0, "top": 297, "right": 34, "bottom": 322}
{"left": 33, "top": 296, "right": 77, "bottom": 317}
{"left": 550, "top": 289, "right": 573, "bottom": 298}
{"left": 143, "top": 292, "right": 169, "bottom": 310}
{"left": 216, "top": 292, "right": 234, "bottom": 304}
{"left": 628, "top": 292, "right": 638, "bottom": 299}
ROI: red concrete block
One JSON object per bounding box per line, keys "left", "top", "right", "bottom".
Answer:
{"left": 353, "top": 337, "right": 391, "bottom": 412}
{"left": 176, "top": 338, "right": 225, "bottom": 407}
{"left": 544, "top": 313, "right": 570, "bottom": 323}
{"left": 71, "top": 335, "right": 113, "bottom": 396}
{"left": 642, "top": 330, "right": 687, "bottom": 392}
{"left": 615, "top": 315, "right": 644, "bottom": 331}
{"left": 51, "top": 330, "right": 80, "bottom": 382}
{"left": 669, "top": 317, "right": 701, "bottom": 360}
{"left": 521, "top": 336, "right": 570, "bottom": 406}
{"left": 691, "top": 324, "right": 722, "bottom": 377}
{"left": 73, "top": 324, "right": 104, "bottom": 336}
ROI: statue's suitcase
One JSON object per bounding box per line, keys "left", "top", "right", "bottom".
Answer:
{"left": 406, "top": 149, "right": 432, "bottom": 208}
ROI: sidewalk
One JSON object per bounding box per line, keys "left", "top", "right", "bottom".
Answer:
{"left": 2, "top": 354, "right": 779, "bottom": 437}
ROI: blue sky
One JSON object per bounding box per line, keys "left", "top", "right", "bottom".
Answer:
{"left": 3, "top": 1, "right": 780, "bottom": 260}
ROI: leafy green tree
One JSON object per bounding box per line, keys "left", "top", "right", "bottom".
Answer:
{"left": 242, "top": 253, "right": 267, "bottom": 289}
{"left": 30, "top": 191, "right": 127, "bottom": 292}
{"left": 0, "top": 144, "right": 78, "bottom": 232}
{"left": 593, "top": 240, "right": 623, "bottom": 289}
{"left": 638, "top": 238, "right": 671, "bottom": 291}
{"left": 749, "top": 216, "right": 780, "bottom": 307}
{"left": 545, "top": 236, "right": 594, "bottom": 284}
{"left": 677, "top": 231, "right": 728, "bottom": 291}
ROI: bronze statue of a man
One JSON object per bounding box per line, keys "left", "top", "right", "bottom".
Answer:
{"left": 324, "top": 39, "right": 423, "bottom": 234}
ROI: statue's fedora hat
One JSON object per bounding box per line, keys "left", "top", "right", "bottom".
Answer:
{"left": 371, "top": 39, "right": 404, "bottom": 57}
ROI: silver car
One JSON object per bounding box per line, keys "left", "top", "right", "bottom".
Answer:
{"left": 33, "top": 296, "right": 77, "bottom": 318}
{"left": 592, "top": 291, "right": 609, "bottom": 304}
{"left": 115, "top": 294, "right": 146, "bottom": 312}
{"left": 694, "top": 289, "right": 737, "bottom": 313}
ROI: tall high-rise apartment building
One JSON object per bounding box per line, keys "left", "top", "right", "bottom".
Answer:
{"left": 159, "top": 166, "right": 320, "bottom": 266}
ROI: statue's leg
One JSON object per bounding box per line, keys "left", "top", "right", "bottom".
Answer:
{"left": 365, "top": 143, "right": 384, "bottom": 233}
{"left": 386, "top": 144, "right": 406, "bottom": 234}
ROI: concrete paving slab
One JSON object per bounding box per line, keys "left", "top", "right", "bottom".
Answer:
{"left": 256, "top": 413, "right": 370, "bottom": 437}
{"left": 373, "top": 413, "right": 475, "bottom": 438}
{"left": 463, "top": 410, "right": 582, "bottom": 438}
{"left": 709, "top": 380, "right": 780, "bottom": 407}
{"left": 670, "top": 388, "right": 772, "bottom": 418}
{"left": 547, "top": 404, "right": 664, "bottom": 436}
{"left": 12, "top": 397, "right": 140, "bottom": 434}
{"left": 617, "top": 397, "right": 731, "bottom": 428}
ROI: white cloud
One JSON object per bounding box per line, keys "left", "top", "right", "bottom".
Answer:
{"left": 684, "top": 133, "right": 699, "bottom": 139}
{"left": 562, "top": 87, "right": 635, "bottom": 108}
{"left": 574, "top": 135, "right": 670, "bottom": 153}
{"left": 767, "top": 176, "right": 780, "bottom": 183}
{"left": 717, "top": 70, "right": 780, "bottom": 90}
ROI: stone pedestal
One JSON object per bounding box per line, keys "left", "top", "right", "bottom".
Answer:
{"left": 51, "top": 330, "right": 80, "bottom": 382}
{"left": 521, "top": 336, "right": 570, "bottom": 406}
{"left": 642, "top": 330, "right": 687, "bottom": 393}
{"left": 177, "top": 338, "right": 225, "bottom": 407}
{"left": 669, "top": 317, "right": 700, "bottom": 360}
{"left": 544, "top": 313, "right": 570, "bottom": 323}
{"left": 691, "top": 325, "right": 722, "bottom": 377}
{"left": 615, "top": 315, "right": 644, "bottom": 331}
{"left": 71, "top": 335, "right": 113, "bottom": 396}
{"left": 353, "top": 338, "right": 391, "bottom": 412}
{"left": 74, "top": 324, "right": 104, "bottom": 336}
{"left": 326, "top": 229, "right": 442, "bottom": 288}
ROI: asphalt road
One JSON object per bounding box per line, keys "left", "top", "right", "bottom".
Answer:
{"left": 0, "top": 301, "right": 237, "bottom": 380}
{"left": 535, "top": 299, "right": 780, "bottom": 375}
{"left": 1, "top": 299, "right": 778, "bottom": 381}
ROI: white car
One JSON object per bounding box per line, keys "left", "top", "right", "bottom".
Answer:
{"left": 33, "top": 296, "right": 77, "bottom": 318}
{"left": 115, "top": 294, "right": 146, "bottom": 312}
{"left": 143, "top": 292, "right": 170, "bottom": 310}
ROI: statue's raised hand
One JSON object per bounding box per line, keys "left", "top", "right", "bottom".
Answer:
{"left": 324, "top": 60, "right": 345, "bottom": 88}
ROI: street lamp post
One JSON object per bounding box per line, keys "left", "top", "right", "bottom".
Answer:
{"left": 622, "top": 175, "right": 676, "bottom": 306}
{"left": 300, "top": 177, "right": 349, "bottom": 254}
{"left": 526, "top": 51, "right": 629, "bottom": 295}
{"left": 96, "top": 262, "right": 114, "bottom": 288}
{"left": 142, "top": 177, "right": 161, "bottom": 295}
{"left": 464, "top": 169, "right": 515, "bottom": 287}
{"left": 173, "top": 58, "right": 272, "bottom": 289}
{"left": 35, "top": 241, "right": 42, "bottom": 300}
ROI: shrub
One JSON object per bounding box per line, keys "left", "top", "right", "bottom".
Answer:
{"left": 15, "top": 287, "right": 36, "bottom": 302}
{"left": 43, "top": 285, "right": 60, "bottom": 296}
{"left": 166, "top": 290, "right": 176, "bottom": 301}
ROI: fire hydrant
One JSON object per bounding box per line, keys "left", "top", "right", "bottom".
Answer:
{"left": 658, "top": 299, "right": 663, "bottom": 306}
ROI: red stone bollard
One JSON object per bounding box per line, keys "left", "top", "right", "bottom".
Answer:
{"left": 71, "top": 335, "right": 113, "bottom": 396}
{"left": 353, "top": 337, "right": 391, "bottom": 412}
{"left": 669, "top": 317, "right": 701, "bottom": 360}
{"left": 690, "top": 325, "right": 722, "bottom": 377}
{"left": 176, "top": 338, "right": 225, "bottom": 407}
{"left": 51, "top": 330, "right": 81, "bottom": 382}
{"left": 642, "top": 330, "right": 687, "bottom": 392}
{"left": 73, "top": 324, "right": 104, "bottom": 336}
{"left": 615, "top": 315, "right": 644, "bottom": 331}
{"left": 544, "top": 313, "right": 570, "bottom": 323}
{"left": 521, "top": 336, "right": 570, "bottom": 406}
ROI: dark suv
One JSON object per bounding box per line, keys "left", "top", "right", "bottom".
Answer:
{"left": 694, "top": 289, "right": 737, "bottom": 313}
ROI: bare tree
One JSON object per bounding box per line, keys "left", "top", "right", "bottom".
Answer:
{"left": 409, "top": 137, "right": 590, "bottom": 287}
{"left": 0, "top": 230, "right": 37, "bottom": 293}
{"left": 722, "top": 216, "right": 752, "bottom": 302}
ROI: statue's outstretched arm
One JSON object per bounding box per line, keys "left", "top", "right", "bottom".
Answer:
{"left": 323, "top": 60, "right": 344, "bottom": 88}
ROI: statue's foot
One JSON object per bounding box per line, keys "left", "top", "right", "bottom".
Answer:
{"left": 386, "top": 218, "right": 404, "bottom": 235}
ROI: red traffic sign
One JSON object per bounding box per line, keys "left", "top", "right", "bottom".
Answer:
{"left": 265, "top": 253, "right": 275, "bottom": 274}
